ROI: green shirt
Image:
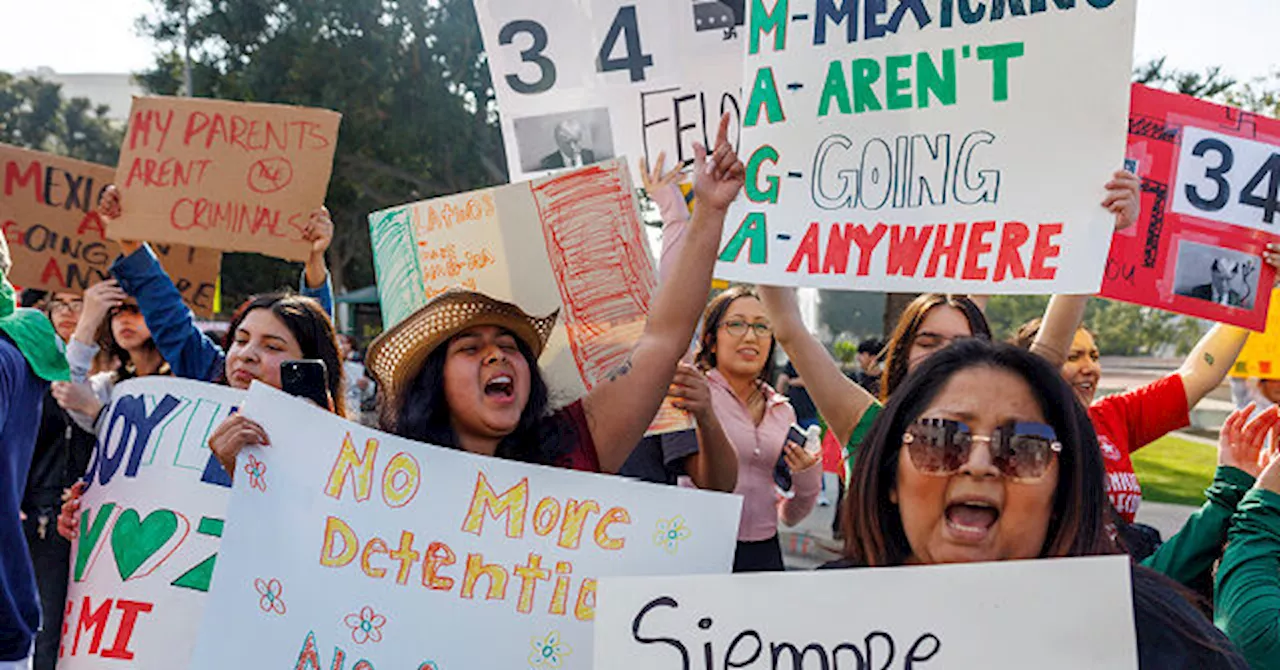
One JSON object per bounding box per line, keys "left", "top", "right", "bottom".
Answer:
{"left": 843, "top": 402, "right": 882, "bottom": 482}
{"left": 1140, "top": 466, "right": 1253, "bottom": 585}
{"left": 1216, "top": 487, "right": 1280, "bottom": 670}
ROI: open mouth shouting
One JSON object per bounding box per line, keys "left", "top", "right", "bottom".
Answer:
{"left": 944, "top": 496, "right": 1001, "bottom": 543}
{"left": 484, "top": 374, "right": 516, "bottom": 403}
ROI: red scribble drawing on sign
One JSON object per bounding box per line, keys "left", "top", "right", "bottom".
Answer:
{"left": 344, "top": 605, "right": 387, "bottom": 645}
{"left": 531, "top": 165, "right": 655, "bottom": 387}
{"left": 246, "top": 156, "right": 294, "bottom": 194}
{"left": 254, "top": 578, "right": 287, "bottom": 615}
{"left": 244, "top": 453, "right": 268, "bottom": 492}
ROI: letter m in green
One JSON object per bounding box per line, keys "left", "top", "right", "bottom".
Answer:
{"left": 749, "top": 0, "right": 789, "bottom": 54}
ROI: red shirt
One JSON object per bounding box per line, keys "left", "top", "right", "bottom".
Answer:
{"left": 1088, "top": 374, "right": 1189, "bottom": 523}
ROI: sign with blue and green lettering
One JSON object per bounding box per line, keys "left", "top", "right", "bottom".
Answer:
{"left": 717, "top": 0, "right": 1137, "bottom": 294}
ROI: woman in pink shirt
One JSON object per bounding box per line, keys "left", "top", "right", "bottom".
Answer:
{"left": 696, "top": 285, "right": 821, "bottom": 571}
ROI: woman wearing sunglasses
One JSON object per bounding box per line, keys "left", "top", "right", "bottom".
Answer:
{"left": 834, "top": 338, "right": 1246, "bottom": 668}
{"left": 50, "top": 279, "right": 169, "bottom": 433}
{"left": 696, "top": 285, "right": 820, "bottom": 572}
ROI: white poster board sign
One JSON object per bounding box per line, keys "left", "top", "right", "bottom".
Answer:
{"left": 191, "top": 383, "right": 742, "bottom": 669}
{"left": 716, "top": 2, "right": 1137, "bottom": 293}
{"left": 474, "top": 0, "right": 744, "bottom": 183}
{"left": 59, "top": 378, "right": 242, "bottom": 669}
{"left": 596, "top": 555, "right": 1139, "bottom": 669}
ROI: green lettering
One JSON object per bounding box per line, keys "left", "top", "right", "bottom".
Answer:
{"left": 719, "top": 213, "right": 768, "bottom": 265}
{"left": 917, "top": 49, "right": 957, "bottom": 108}
{"left": 851, "top": 58, "right": 883, "bottom": 114}
{"left": 885, "top": 55, "right": 913, "bottom": 110}
{"left": 818, "top": 60, "right": 851, "bottom": 116}
{"left": 746, "top": 146, "right": 781, "bottom": 204}
{"left": 749, "top": 0, "right": 789, "bottom": 54}
{"left": 977, "top": 42, "right": 1025, "bottom": 102}
{"left": 744, "top": 67, "right": 786, "bottom": 127}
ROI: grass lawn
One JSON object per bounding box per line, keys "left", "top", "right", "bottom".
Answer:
{"left": 1131, "top": 434, "right": 1218, "bottom": 507}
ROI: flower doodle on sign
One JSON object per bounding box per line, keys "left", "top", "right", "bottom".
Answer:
{"left": 344, "top": 605, "right": 387, "bottom": 645}
{"left": 529, "top": 631, "right": 571, "bottom": 669}
{"left": 254, "top": 578, "right": 287, "bottom": 615}
{"left": 653, "top": 516, "right": 692, "bottom": 555}
{"left": 244, "top": 454, "right": 268, "bottom": 491}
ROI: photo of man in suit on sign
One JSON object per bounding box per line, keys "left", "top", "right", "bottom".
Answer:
{"left": 1176, "top": 251, "right": 1257, "bottom": 310}
{"left": 540, "top": 120, "right": 596, "bottom": 169}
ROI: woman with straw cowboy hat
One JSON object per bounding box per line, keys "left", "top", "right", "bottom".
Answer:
{"left": 364, "top": 114, "right": 744, "bottom": 472}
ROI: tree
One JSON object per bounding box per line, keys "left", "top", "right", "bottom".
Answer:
{"left": 0, "top": 72, "right": 123, "bottom": 164}
{"left": 1133, "top": 57, "right": 1238, "bottom": 101}
{"left": 136, "top": 0, "right": 506, "bottom": 311}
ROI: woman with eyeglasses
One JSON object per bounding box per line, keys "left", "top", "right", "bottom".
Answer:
{"left": 832, "top": 338, "right": 1246, "bottom": 668}
{"left": 696, "top": 285, "right": 820, "bottom": 572}
{"left": 49, "top": 279, "right": 169, "bottom": 433}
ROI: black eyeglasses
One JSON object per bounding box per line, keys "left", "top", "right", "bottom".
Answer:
{"left": 722, "top": 320, "right": 772, "bottom": 338}
{"left": 902, "top": 418, "right": 1062, "bottom": 481}
{"left": 48, "top": 300, "right": 84, "bottom": 315}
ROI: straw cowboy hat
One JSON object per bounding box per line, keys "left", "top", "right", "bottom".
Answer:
{"left": 366, "top": 288, "right": 559, "bottom": 408}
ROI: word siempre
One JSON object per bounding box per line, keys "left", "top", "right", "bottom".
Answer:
{"left": 318, "top": 433, "right": 635, "bottom": 620}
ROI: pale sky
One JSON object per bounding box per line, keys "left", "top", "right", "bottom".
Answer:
{"left": 0, "top": 0, "right": 1273, "bottom": 81}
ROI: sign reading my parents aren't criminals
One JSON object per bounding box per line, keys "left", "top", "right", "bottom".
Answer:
{"left": 717, "top": 0, "right": 1137, "bottom": 294}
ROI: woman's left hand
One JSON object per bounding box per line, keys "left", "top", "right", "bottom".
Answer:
{"left": 1103, "top": 169, "right": 1141, "bottom": 231}
{"left": 1218, "top": 404, "right": 1279, "bottom": 478}
{"left": 302, "top": 207, "right": 334, "bottom": 255}
{"left": 783, "top": 440, "right": 820, "bottom": 473}
{"left": 51, "top": 381, "right": 104, "bottom": 419}
{"left": 692, "top": 112, "right": 745, "bottom": 213}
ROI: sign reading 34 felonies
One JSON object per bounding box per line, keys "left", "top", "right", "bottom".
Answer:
{"left": 474, "top": 0, "right": 744, "bottom": 183}
{"left": 718, "top": 1, "right": 1137, "bottom": 293}
{"left": 192, "top": 383, "right": 741, "bottom": 669}
{"left": 596, "top": 556, "right": 1139, "bottom": 669}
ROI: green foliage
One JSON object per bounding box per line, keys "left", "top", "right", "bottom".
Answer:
{"left": 1134, "top": 57, "right": 1238, "bottom": 101}
{"left": 818, "top": 290, "right": 885, "bottom": 342}
{"left": 831, "top": 338, "right": 858, "bottom": 366}
{"left": 985, "top": 296, "right": 1204, "bottom": 357}
{"left": 137, "top": 0, "right": 506, "bottom": 309}
{"left": 0, "top": 72, "right": 123, "bottom": 164}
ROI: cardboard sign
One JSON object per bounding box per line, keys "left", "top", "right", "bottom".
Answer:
{"left": 715, "top": 1, "right": 1136, "bottom": 293}
{"left": 369, "top": 158, "right": 691, "bottom": 434}
{"left": 60, "top": 378, "right": 242, "bottom": 669}
{"left": 191, "top": 383, "right": 741, "bottom": 669}
{"left": 109, "top": 96, "right": 342, "bottom": 261}
{"left": 595, "top": 555, "right": 1138, "bottom": 669}
{"left": 0, "top": 143, "right": 222, "bottom": 317}
{"left": 1101, "top": 85, "right": 1280, "bottom": 331}
{"left": 474, "top": 0, "right": 744, "bottom": 183}
{"left": 1232, "top": 292, "right": 1280, "bottom": 379}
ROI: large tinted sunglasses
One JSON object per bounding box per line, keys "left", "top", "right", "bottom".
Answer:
{"left": 902, "top": 418, "right": 1062, "bottom": 481}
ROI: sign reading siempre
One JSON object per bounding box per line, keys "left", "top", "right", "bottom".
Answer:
{"left": 191, "top": 383, "right": 741, "bottom": 669}
{"left": 1102, "top": 84, "right": 1280, "bottom": 331}
{"left": 109, "top": 96, "right": 342, "bottom": 261}
{"left": 474, "top": 0, "right": 744, "bottom": 183}
{"left": 595, "top": 556, "right": 1139, "bottom": 669}
{"left": 369, "top": 158, "right": 691, "bottom": 433}
{"left": 717, "top": 0, "right": 1136, "bottom": 293}
{"left": 59, "top": 378, "right": 242, "bottom": 669}
{"left": 0, "top": 143, "right": 222, "bottom": 316}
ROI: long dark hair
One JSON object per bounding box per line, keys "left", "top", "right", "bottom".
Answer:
{"left": 880, "top": 294, "right": 990, "bottom": 400}
{"left": 843, "top": 339, "right": 1114, "bottom": 566}
{"left": 222, "top": 293, "right": 346, "bottom": 417}
{"left": 96, "top": 306, "right": 165, "bottom": 382}
{"left": 388, "top": 331, "right": 568, "bottom": 465}
{"left": 695, "top": 285, "right": 777, "bottom": 384}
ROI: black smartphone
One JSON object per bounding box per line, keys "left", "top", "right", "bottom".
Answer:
{"left": 773, "top": 425, "right": 807, "bottom": 491}
{"left": 281, "top": 359, "right": 329, "bottom": 409}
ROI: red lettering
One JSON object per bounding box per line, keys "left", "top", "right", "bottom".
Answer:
{"left": 230, "top": 115, "right": 250, "bottom": 150}
{"left": 127, "top": 109, "right": 174, "bottom": 152}
{"left": 821, "top": 224, "right": 854, "bottom": 275}
{"left": 886, "top": 224, "right": 933, "bottom": 277}
{"left": 100, "top": 599, "right": 153, "bottom": 660}
{"left": 993, "top": 221, "right": 1031, "bottom": 281}
{"left": 75, "top": 212, "right": 106, "bottom": 240}
{"left": 925, "top": 223, "right": 966, "bottom": 278}
{"left": 307, "top": 122, "right": 331, "bottom": 150}
{"left": 961, "top": 220, "right": 996, "bottom": 280}
{"left": 850, "top": 223, "right": 887, "bottom": 276}
{"left": 207, "top": 113, "right": 231, "bottom": 149}
{"left": 40, "top": 258, "right": 67, "bottom": 287}
{"left": 182, "top": 111, "right": 211, "bottom": 147}
{"left": 266, "top": 121, "right": 289, "bottom": 151}
{"left": 5, "top": 160, "right": 43, "bottom": 201}
{"left": 1029, "top": 223, "right": 1063, "bottom": 280}
{"left": 73, "top": 597, "right": 112, "bottom": 656}
{"left": 786, "top": 224, "right": 822, "bottom": 274}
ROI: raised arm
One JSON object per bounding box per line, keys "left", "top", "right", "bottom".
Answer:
{"left": 583, "top": 113, "right": 743, "bottom": 473}
{"left": 757, "top": 285, "right": 876, "bottom": 448}
{"left": 1180, "top": 323, "right": 1251, "bottom": 408}
{"left": 300, "top": 207, "right": 336, "bottom": 316}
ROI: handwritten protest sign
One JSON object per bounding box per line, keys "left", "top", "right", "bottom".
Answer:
{"left": 108, "top": 96, "right": 341, "bottom": 261}
{"left": 1231, "top": 293, "right": 1280, "bottom": 379}
{"left": 60, "top": 378, "right": 242, "bottom": 669}
{"left": 1101, "top": 85, "right": 1280, "bottom": 331}
{"left": 1, "top": 143, "right": 222, "bottom": 316}
{"left": 475, "top": 0, "right": 744, "bottom": 183}
{"left": 190, "top": 383, "right": 741, "bottom": 669}
{"left": 596, "top": 555, "right": 1138, "bottom": 669}
{"left": 715, "top": 1, "right": 1136, "bottom": 293}
{"left": 369, "top": 158, "right": 691, "bottom": 434}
